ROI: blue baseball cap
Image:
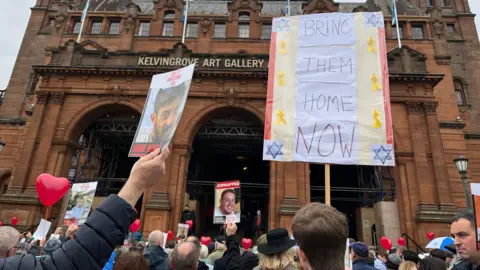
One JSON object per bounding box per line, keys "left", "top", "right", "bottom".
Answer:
{"left": 350, "top": 242, "right": 369, "bottom": 258}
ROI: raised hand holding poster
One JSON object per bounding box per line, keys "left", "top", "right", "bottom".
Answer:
{"left": 263, "top": 12, "right": 394, "bottom": 166}
{"left": 130, "top": 64, "right": 195, "bottom": 157}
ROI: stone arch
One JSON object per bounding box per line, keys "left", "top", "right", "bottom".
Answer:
{"left": 64, "top": 100, "right": 143, "bottom": 142}
{"left": 182, "top": 102, "right": 264, "bottom": 146}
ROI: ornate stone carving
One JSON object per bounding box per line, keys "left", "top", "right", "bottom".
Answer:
{"left": 36, "top": 92, "right": 49, "bottom": 105}
{"left": 404, "top": 101, "right": 423, "bottom": 114}
{"left": 98, "top": 86, "right": 136, "bottom": 103}
{"left": 200, "top": 19, "right": 212, "bottom": 37}
{"left": 165, "top": 0, "right": 176, "bottom": 9}
{"left": 240, "top": 0, "right": 250, "bottom": 8}
{"left": 423, "top": 101, "right": 438, "bottom": 114}
{"left": 428, "top": 7, "right": 446, "bottom": 39}
{"left": 387, "top": 46, "right": 427, "bottom": 73}
{"left": 226, "top": 88, "right": 238, "bottom": 105}
{"left": 50, "top": 92, "right": 65, "bottom": 105}
{"left": 123, "top": 3, "right": 140, "bottom": 33}
{"left": 228, "top": 0, "right": 262, "bottom": 14}
{"left": 302, "top": 0, "right": 338, "bottom": 14}
{"left": 54, "top": 3, "right": 72, "bottom": 32}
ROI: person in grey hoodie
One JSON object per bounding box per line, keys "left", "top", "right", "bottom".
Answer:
{"left": 144, "top": 230, "right": 170, "bottom": 270}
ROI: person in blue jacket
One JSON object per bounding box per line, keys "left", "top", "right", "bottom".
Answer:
{"left": 0, "top": 147, "right": 170, "bottom": 270}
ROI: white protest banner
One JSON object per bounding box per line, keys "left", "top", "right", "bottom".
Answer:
{"left": 130, "top": 64, "right": 195, "bottom": 157}
{"left": 263, "top": 12, "right": 394, "bottom": 166}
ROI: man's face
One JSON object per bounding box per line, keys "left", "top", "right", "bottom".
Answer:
{"left": 77, "top": 198, "right": 84, "bottom": 207}
{"left": 220, "top": 192, "right": 235, "bottom": 215}
{"left": 451, "top": 218, "right": 477, "bottom": 261}
{"left": 151, "top": 99, "right": 181, "bottom": 143}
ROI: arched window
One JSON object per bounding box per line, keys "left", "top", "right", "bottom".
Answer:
{"left": 164, "top": 11, "right": 175, "bottom": 19}
{"left": 454, "top": 79, "right": 466, "bottom": 105}
{"left": 238, "top": 12, "right": 250, "bottom": 38}
{"left": 163, "top": 11, "right": 175, "bottom": 36}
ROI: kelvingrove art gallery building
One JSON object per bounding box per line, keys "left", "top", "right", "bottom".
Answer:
{"left": 0, "top": 0, "right": 479, "bottom": 247}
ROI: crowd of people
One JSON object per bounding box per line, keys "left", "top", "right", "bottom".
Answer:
{"left": 0, "top": 148, "right": 479, "bottom": 270}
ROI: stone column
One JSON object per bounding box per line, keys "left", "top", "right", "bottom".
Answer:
{"left": 167, "top": 144, "right": 191, "bottom": 230}
{"left": 404, "top": 102, "right": 438, "bottom": 216}
{"left": 386, "top": 23, "right": 393, "bottom": 39}
{"left": 425, "top": 22, "right": 432, "bottom": 39}
{"left": 277, "top": 162, "right": 308, "bottom": 231}
{"left": 24, "top": 93, "right": 66, "bottom": 191}
{"left": 405, "top": 21, "right": 412, "bottom": 39}
{"left": 374, "top": 201, "right": 401, "bottom": 248}
{"left": 396, "top": 161, "right": 415, "bottom": 239}
{"left": 101, "top": 16, "right": 108, "bottom": 33}
{"left": 423, "top": 102, "right": 456, "bottom": 214}
{"left": 2, "top": 92, "right": 50, "bottom": 200}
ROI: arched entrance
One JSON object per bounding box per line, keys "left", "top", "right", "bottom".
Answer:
{"left": 65, "top": 103, "right": 143, "bottom": 211}
{"left": 186, "top": 107, "right": 269, "bottom": 238}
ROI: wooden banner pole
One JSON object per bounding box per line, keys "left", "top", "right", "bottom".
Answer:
{"left": 325, "top": 164, "right": 331, "bottom": 206}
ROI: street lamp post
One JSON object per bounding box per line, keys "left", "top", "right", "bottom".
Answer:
{"left": 0, "top": 138, "right": 5, "bottom": 153}
{"left": 454, "top": 154, "right": 472, "bottom": 210}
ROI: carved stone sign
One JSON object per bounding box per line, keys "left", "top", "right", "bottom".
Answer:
{"left": 137, "top": 56, "right": 267, "bottom": 69}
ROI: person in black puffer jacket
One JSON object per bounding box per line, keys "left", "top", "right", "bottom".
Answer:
{"left": 0, "top": 147, "right": 170, "bottom": 270}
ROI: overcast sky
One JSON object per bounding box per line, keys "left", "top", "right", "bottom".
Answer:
{"left": 0, "top": 0, "right": 479, "bottom": 90}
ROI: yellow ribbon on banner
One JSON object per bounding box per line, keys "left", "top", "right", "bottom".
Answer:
{"left": 276, "top": 110, "right": 287, "bottom": 125}
{"left": 278, "top": 71, "right": 286, "bottom": 86}
{"left": 373, "top": 109, "right": 382, "bottom": 129}
{"left": 280, "top": 40, "right": 288, "bottom": 54}
{"left": 368, "top": 37, "right": 377, "bottom": 53}
{"left": 371, "top": 75, "right": 381, "bottom": 91}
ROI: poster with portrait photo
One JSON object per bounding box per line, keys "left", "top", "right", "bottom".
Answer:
{"left": 176, "top": 223, "right": 189, "bottom": 241}
{"left": 471, "top": 183, "right": 480, "bottom": 250}
{"left": 129, "top": 64, "right": 195, "bottom": 157}
{"left": 214, "top": 180, "right": 241, "bottom": 224}
{"left": 63, "top": 182, "right": 98, "bottom": 226}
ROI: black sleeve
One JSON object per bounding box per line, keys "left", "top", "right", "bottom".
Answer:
{"left": 0, "top": 254, "right": 42, "bottom": 270}
{"left": 44, "top": 194, "right": 136, "bottom": 270}
{"left": 224, "top": 236, "right": 242, "bottom": 270}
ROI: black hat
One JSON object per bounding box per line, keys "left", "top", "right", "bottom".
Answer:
{"left": 444, "top": 244, "right": 456, "bottom": 255}
{"left": 257, "top": 228, "right": 296, "bottom": 255}
{"left": 215, "top": 235, "right": 225, "bottom": 243}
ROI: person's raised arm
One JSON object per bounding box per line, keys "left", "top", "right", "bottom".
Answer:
{"left": 41, "top": 147, "right": 170, "bottom": 269}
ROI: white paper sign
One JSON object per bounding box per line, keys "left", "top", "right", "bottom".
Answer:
{"left": 33, "top": 219, "right": 51, "bottom": 241}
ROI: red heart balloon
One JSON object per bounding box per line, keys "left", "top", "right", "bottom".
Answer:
{"left": 242, "top": 238, "right": 252, "bottom": 250}
{"left": 380, "top": 236, "right": 392, "bottom": 251}
{"left": 185, "top": 220, "right": 193, "bottom": 229}
{"left": 36, "top": 173, "right": 70, "bottom": 207}
{"left": 130, "top": 219, "right": 141, "bottom": 233}
{"left": 427, "top": 232, "right": 435, "bottom": 240}
{"left": 397, "top": 237, "right": 406, "bottom": 246}
{"left": 201, "top": 236, "right": 211, "bottom": 246}
{"left": 11, "top": 217, "right": 18, "bottom": 226}
{"left": 0, "top": 221, "right": 3, "bottom": 227}
{"left": 167, "top": 230, "right": 174, "bottom": 241}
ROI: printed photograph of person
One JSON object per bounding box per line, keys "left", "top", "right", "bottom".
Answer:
{"left": 214, "top": 181, "right": 241, "bottom": 224}
{"left": 63, "top": 182, "right": 98, "bottom": 225}
{"left": 130, "top": 65, "right": 195, "bottom": 157}
{"left": 148, "top": 80, "right": 190, "bottom": 146}
{"left": 69, "top": 196, "right": 88, "bottom": 220}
